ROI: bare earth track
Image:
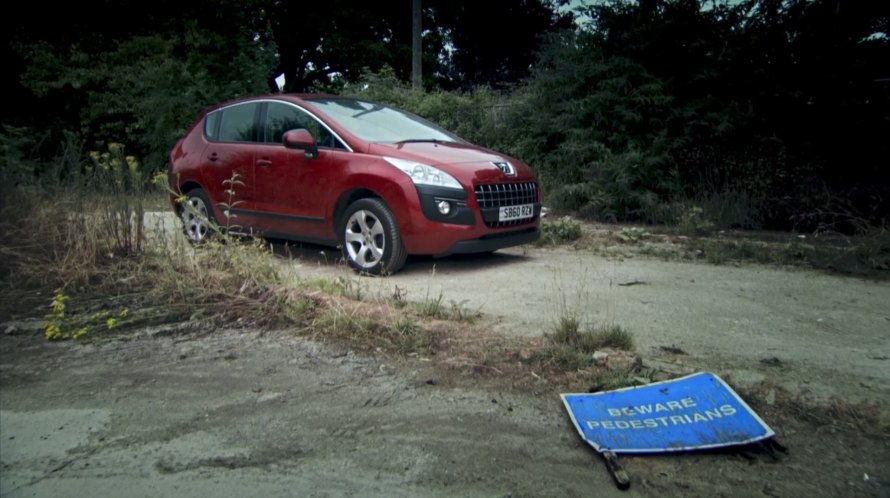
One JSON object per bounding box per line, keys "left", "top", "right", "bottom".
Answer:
{"left": 2, "top": 240, "right": 889, "bottom": 497}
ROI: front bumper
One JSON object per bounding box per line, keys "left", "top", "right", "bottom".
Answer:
{"left": 398, "top": 182, "right": 540, "bottom": 256}
{"left": 440, "top": 227, "right": 540, "bottom": 256}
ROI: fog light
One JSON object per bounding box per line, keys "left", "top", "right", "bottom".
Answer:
{"left": 436, "top": 200, "right": 451, "bottom": 215}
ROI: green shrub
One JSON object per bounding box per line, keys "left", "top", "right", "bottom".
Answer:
{"left": 854, "top": 229, "right": 890, "bottom": 271}
{"left": 676, "top": 205, "right": 715, "bottom": 236}
{"left": 539, "top": 216, "right": 583, "bottom": 245}
{"left": 615, "top": 227, "right": 649, "bottom": 244}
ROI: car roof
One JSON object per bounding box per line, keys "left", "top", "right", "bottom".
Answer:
{"left": 285, "top": 93, "right": 340, "bottom": 101}
{"left": 201, "top": 93, "right": 366, "bottom": 114}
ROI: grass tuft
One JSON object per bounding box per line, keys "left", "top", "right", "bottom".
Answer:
{"left": 412, "top": 291, "right": 481, "bottom": 323}
{"left": 550, "top": 318, "right": 634, "bottom": 353}
{"left": 529, "top": 314, "right": 637, "bottom": 383}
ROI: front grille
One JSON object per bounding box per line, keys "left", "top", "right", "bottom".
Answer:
{"left": 474, "top": 182, "right": 539, "bottom": 228}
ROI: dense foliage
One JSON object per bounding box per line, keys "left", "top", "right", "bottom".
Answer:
{"left": 578, "top": 0, "right": 890, "bottom": 231}
{"left": 2, "top": 0, "right": 888, "bottom": 231}
{"left": 353, "top": 0, "right": 890, "bottom": 231}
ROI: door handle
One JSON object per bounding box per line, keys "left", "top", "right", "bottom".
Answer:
{"left": 256, "top": 159, "right": 272, "bottom": 167}
{"left": 207, "top": 152, "right": 219, "bottom": 162}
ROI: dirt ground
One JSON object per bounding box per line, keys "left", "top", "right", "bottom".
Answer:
{"left": 2, "top": 239, "right": 889, "bottom": 497}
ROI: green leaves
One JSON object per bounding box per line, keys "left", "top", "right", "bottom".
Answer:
{"left": 16, "top": 20, "right": 275, "bottom": 173}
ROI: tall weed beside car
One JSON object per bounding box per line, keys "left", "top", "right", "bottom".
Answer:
{"left": 0, "top": 133, "right": 308, "bottom": 336}
{"left": 89, "top": 143, "right": 146, "bottom": 256}
{"left": 0, "top": 139, "right": 145, "bottom": 287}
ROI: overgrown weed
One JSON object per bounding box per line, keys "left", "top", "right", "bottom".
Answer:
{"left": 537, "top": 215, "right": 583, "bottom": 246}
{"left": 614, "top": 226, "right": 649, "bottom": 244}
{"left": 576, "top": 217, "right": 889, "bottom": 278}
{"left": 680, "top": 229, "right": 890, "bottom": 276}
{"left": 675, "top": 205, "right": 715, "bottom": 236}
{"left": 549, "top": 320, "right": 634, "bottom": 353}
{"left": 0, "top": 142, "right": 310, "bottom": 334}
{"left": 510, "top": 276, "right": 644, "bottom": 390}
{"left": 532, "top": 319, "right": 634, "bottom": 371}
{"left": 307, "top": 299, "right": 440, "bottom": 356}
{"left": 411, "top": 289, "right": 481, "bottom": 323}
{"left": 741, "top": 385, "right": 890, "bottom": 438}
{"left": 415, "top": 291, "right": 446, "bottom": 318}
{"left": 312, "top": 275, "right": 365, "bottom": 300}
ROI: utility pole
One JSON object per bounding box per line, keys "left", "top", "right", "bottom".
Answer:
{"left": 412, "top": 0, "right": 422, "bottom": 90}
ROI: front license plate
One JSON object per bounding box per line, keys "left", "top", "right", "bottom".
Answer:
{"left": 499, "top": 204, "right": 534, "bottom": 222}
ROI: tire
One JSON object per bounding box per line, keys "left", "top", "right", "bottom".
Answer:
{"left": 339, "top": 198, "right": 407, "bottom": 275}
{"left": 180, "top": 188, "right": 215, "bottom": 244}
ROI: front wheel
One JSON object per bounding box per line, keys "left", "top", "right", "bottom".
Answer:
{"left": 340, "top": 198, "right": 407, "bottom": 275}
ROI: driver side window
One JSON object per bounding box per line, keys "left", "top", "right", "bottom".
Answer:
{"left": 265, "top": 102, "right": 344, "bottom": 149}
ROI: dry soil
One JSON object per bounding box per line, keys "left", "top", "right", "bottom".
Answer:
{"left": 2, "top": 241, "right": 889, "bottom": 497}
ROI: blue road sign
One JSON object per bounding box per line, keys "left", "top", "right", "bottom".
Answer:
{"left": 561, "top": 372, "right": 774, "bottom": 453}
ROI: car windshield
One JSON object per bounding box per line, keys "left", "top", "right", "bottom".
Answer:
{"left": 306, "top": 98, "right": 461, "bottom": 144}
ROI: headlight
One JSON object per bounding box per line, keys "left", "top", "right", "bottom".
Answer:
{"left": 383, "top": 157, "right": 462, "bottom": 189}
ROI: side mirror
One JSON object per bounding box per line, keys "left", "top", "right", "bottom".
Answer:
{"left": 283, "top": 129, "right": 318, "bottom": 159}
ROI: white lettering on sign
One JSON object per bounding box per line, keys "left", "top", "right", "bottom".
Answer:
{"left": 606, "top": 397, "right": 697, "bottom": 417}
{"left": 586, "top": 401, "right": 737, "bottom": 431}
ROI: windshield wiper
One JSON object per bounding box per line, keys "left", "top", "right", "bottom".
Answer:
{"left": 395, "top": 138, "right": 448, "bottom": 144}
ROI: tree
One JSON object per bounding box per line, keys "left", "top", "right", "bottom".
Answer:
{"left": 5, "top": 0, "right": 276, "bottom": 170}
{"left": 502, "top": 31, "right": 677, "bottom": 220}
{"left": 267, "top": 1, "right": 449, "bottom": 92}
{"left": 264, "top": 0, "right": 572, "bottom": 92}
{"left": 429, "top": 0, "right": 574, "bottom": 88}
{"left": 579, "top": 0, "right": 890, "bottom": 229}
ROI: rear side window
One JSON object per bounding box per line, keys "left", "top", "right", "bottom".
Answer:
{"left": 204, "top": 111, "right": 221, "bottom": 140}
{"left": 216, "top": 103, "right": 260, "bottom": 142}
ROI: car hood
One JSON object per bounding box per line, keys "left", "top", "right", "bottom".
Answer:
{"left": 368, "top": 141, "right": 536, "bottom": 183}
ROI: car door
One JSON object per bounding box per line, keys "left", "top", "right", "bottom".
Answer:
{"left": 201, "top": 102, "right": 259, "bottom": 231}
{"left": 252, "top": 101, "right": 344, "bottom": 241}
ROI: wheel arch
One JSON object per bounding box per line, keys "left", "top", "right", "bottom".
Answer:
{"left": 333, "top": 188, "right": 382, "bottom": 229}
{"left": 330, "top": 174, "right": 418, "bottom": 242}
{"left": 175, "top": 181, "right": 206, "bottom": 213}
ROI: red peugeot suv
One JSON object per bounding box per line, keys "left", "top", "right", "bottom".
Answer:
{"left": 169, "top": 94, "right": 541, "bottom": 275}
